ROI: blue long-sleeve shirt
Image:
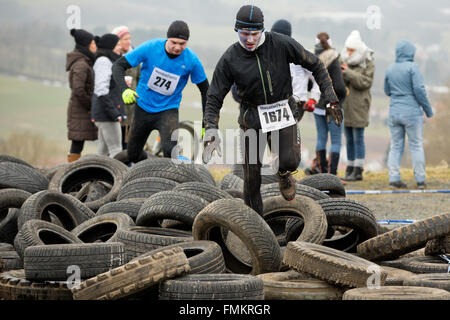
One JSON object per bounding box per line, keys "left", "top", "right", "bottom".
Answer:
{"left": 384, "top": 40, "right": 433, "bottom": 118}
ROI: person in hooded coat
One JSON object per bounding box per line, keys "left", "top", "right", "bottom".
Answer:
{"left": 66, "top": 29, "right": 98, "bottom": 162}
{"left": 340, "top": 30, "right": 375, "bottom": 181}
{"left": 384, "top": 40, "right": 434, "bottom": 189}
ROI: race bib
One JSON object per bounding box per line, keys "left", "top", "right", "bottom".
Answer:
{"left": 147, "top": 67, "right": 180, "bottom": 96}
{"left": 258, "top": 100, "right": 296, "bottom": 133}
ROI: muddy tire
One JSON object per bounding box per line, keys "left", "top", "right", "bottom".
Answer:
{"left": 260, "top": 182, "right": 329, "bottom": 201}
{"left": 219, "top": 173, "right": 244, "bottom": 191}
{"left": 257, "top": 269, "right": 344, "bottom": 300}
{"left": 342, "top": 286, "right": 450, "bottom": 300}
{"left": 232, "top": 164, "right": 279, "bottom": 185}
{"left": 396, "top": 256, "right": 450, "bottom": 274}
{"left": 403, "top": 273, "right": 450, "bottom": 291}
{"left": 14, "top": 219, "right": 83, "bottom": 258}
{"left": 113, "top": 149, "right": 148, "bottom": 165}
{"left": 283, "top": 241, "right": 387, "bottom": 288}
{"left": 381, "top": 266, "right": 417, "bottom": 286}
{"left": 193, "top": 164, "right": 216, "bottom": 186}
{"left": 71, "top": 246, "right": 190, "bottom": 300}
{"left": 24, "top": 242, "right": 125, "bottom": 281}
{"left": 298, "top": 173, "right": 346, "bottom": 198}
{"left": 117, "top": 177, "right": 178, "bottom": 201}
{"left": 357, "top": 213, "right": 450, "bottom": 261}
{"left": 0, "top": 269, "right": 72, "bottom": 300}
{"left": 0, "top": 250, "right": 23, "bottom": 271}
{"left": 425, "top": 235, "right": 450, "bottom": 255}
{"left": 71, "top": 212, "right": 135, "bottom": 243}
{"left": 115, "top": 226, "right": 193, "bottom": 262}
{"left": 192, "top": 199, "right": 282, "bottom": 275}
{"left": 0, "top": 155, "right": 34, "bottom": 168}
{"left": 96, "top": 199, "right": 145, "bottom": 222}
{"left": 0, "top": 162, "right": 49, "bottom": 194}
{"left": 172, "top": 181, "right": 232, "bottom": 203}
{"left": 224, "top": 189, "right": 244, "bottom": 200}
{"left": 136, "top": 191, "right": 209, "bottom": 227}
{"left": 159, "top": 274, "right": 264, "bottom": 300}
{"left": 48, "top": 155, "right": 129, "bottom": 211}
{"left": 18, "top": 190, "right": 96, "bottom": 231}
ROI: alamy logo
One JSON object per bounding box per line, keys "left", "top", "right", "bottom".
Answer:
{"left": 66, "top": 5, "right": 81, "bottom": 30}
{"left": 366, "top": 5, "right": 381, "bottom": 30}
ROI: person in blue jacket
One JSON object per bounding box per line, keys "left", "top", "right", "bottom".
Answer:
{"left": 112, "top": 20, "right": 209, "bottom": 162}
{"left": 384, "top": 40, "right": 434, "bottom": 189}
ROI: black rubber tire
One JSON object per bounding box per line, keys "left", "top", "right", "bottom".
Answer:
{"left": 232, "top": 164, "right": 279, "bottom": 185}
{"left": 381, "top": 266, "right": 417, "bottom": 286}
{"left": 260, "top": 182, "right": 330, "bottom": 201}
{"left": 18, "top": 190, "right": 96, "bottom": 232}
{"left": 24, "top": 242, "right": 125, "bottom": 281}
{"left": 224, "top": 189, "right": 245, "bottom": 200}
{"left": 0, "top": 269, "right": 72, "bottom": 300}
{"left": 0, "top": 155, "right": 34, "bottom": 168}
{"left": 172, "top": 181, "right": 232, "bottom": 203}
{"left": 403, "top": 273, "right": 450, "bottom": 291}
{"left": 159, "top": 274, "right": 264, "bottom": 300}
{"left": 71, "top": 246, "right": 190, "bottom": 300}
{"left": 283, "top": 241, "right": 387, "bottom": 288}
{"left": 263, "top": 195, "right": 328, "bottom": 245}
{"left": 0, "top": 162, "right": 49, "bottom": 194}
{"left": 14, "top": 219, "right": 83, "bottom": 258}
{"left": 192, "top": 198, "right": 282, "bottom": 275}
{"left": 310, "top": 198, "right": 378, "bottom": 252}
{"left": 117, "top": 177, "right": 178, "bottom": 201}
{"left": 0, "top": 208, "right": 20, "bottom": 245}
{"left": 257, "top": 269, "right": 344, "bottom": 300}
{"left": 193, "top": 164, "right": 216, "bottom": 186}
{"left": 219, "top": 173, "right": 244, "bottom": 191}
{"left": 74, "top": 181, "right": 111, "bottom": 203}
{"left": 298, "top": 173, "right": 346, "bottom": 198}
{"left": 393, "top": 256, "right": 450, "bottom": 274}
{"left": 71, "top": 212, "right": 135, "bottom": 243}
{"left": 357, "top": 212, "right": 450, "bottom": 261}
{"left": 0, "top": 250, "right": 23, "bottom": 271}
{"left": 113, "top": 149, "right": 148, "bottom": 165}
{"left": 96, "top": 199, "right": 145, "bottom": 221}
{"left": 136, "top": 191, "right": 209, "bottom": 227}
{"left": 0, "top": 243, "right": 14, "bottom": 251}
{"left": 115, "top": 226, "right": 193, "bottom": 262}
{"left": 133, "top": 240, "right": 226, "bottom": 275}
{"left": 41, "top": 163, "right": 69, "bottom": 181}
{"left": 122, "top": 161, "right": 203, "bottom": 185}
{"left": 425, "top": 235, "right": 450, "bottom": 255}
{"left": 342, "top": 286, "right": 450, "bottom": 300}
{"left": 48, "top": 155, "right": 129, "bottom": 211}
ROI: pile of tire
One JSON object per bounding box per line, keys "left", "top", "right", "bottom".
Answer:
{"left": 0, "top": 154, "right": 449, "bottom": 300}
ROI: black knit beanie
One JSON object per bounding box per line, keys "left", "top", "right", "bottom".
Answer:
{"left": 271, "top": 19, "right": 291, "bottom": 37}
{"left": 234, "top": 5, "right": 264, "bottom": 31}
{"left": 70, "top": 28, "right": 95, "bottom": 47}
{"left": 96, "top": 33, "right": 120, "bottom": 50}
{"left": 167, "top": 20, "right": 190, "bottom": 40}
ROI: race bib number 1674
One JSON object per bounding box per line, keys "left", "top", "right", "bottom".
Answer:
{"left": 148, "top": 67, "right": 180, "bottom": 96}
{"left": 257, "top": 100, "right": 296, "bottom": 133}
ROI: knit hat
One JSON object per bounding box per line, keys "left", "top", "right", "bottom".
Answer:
{"left": 271, "top": 19, "right": 291, "bottom": 37}
{"left": 70, "top": 28, "right": 95, "bottom": 47}
{"left": 167, "top": 20, "right": 190, "bottom": 40}
{"left": 234, "top": 5, "right": 264, "bottom": 31}
{"left": 111, "top": 25, "right": 130, "bottom": 39}
{"left": 96, "top": 33, "right": 120, "bottom": 50}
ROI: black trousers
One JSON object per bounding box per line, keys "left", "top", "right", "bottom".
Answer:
{"left": 241, "top": 123, "right": 301, "bottom": 216}
{"left": 70, "top": 140, "right": 84, "bottom": 154}
{"left": 127, "top": 106, "right": 179, "bottom": 163}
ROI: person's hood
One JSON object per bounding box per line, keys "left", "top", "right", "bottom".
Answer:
{"left": 395, "top": 40, "right": 416, "bottom": 63}
{"left": 66, "top": 49, "right": 91, "bottom": 71}
{"left": 340, "top": 30, "right": 374, "bottom": 67}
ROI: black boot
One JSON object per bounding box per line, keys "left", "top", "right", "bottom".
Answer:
{"left": 317, "top": 150, "right": 328, "bottom": 173}
{"left": 304, "top": 156, "right": 319, "bottom": 176}
{"left": 329, "top": 152, "right": 340, "bottom": 175}
{"left": 342, "top": 166, "right": 354, "bottom": 181}
{"left": 346, "top": 166, "right": 363, "bottom": 181}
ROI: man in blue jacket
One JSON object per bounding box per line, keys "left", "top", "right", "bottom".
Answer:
{"left": 384, "top": 40, "right": 434, "bottom": 189}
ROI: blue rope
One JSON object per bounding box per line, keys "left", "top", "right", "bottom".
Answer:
{"left": 346, "top": 189, "right": 450, "bottom": 195}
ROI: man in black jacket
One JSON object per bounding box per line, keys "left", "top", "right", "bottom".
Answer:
{"left": 202, "top": 5, "right": 342, "bottom": 216}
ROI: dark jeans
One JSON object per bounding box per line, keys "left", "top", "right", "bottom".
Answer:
{"left": 241, "top": 123, "right": 301, "bottom": 216}
{"left": 127, "top": 106, "right": 179, "bottom": 163}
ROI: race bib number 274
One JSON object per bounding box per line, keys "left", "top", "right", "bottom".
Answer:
{"left": 147, "top": 67, "right": 180, "bottom": 96}
{"left": 257, "top": 100, "right": 296, "bottom": 133}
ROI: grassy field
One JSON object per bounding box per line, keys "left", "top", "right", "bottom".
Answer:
{"left": 0, "top": 74, "right": 391, "bottom": 167}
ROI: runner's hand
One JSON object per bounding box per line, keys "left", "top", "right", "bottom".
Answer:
{"left": 202, "top": 129, "right": 222, "bottom": 164}
{"left": 122, "top": 88, "right": 139, "bottom": 104}
{"left": 326, "top": 102, "right": 343, "bottom": 127}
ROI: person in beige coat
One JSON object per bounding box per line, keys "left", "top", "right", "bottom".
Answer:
{"left": 340, "top": 30, "right": 375, "bottom": 181}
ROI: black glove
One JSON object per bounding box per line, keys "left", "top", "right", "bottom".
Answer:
{"left": 326, "top": 102, "right": 343, "bottom": 127}
{"left": 288, "top": 96, "right": 304, "bottom": 122}
{"left": 202, "top": 128, "right": 222, "bottom": 164}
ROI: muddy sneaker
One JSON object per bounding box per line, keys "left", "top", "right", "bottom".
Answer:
{"left": 277, "top": 171, "right": 296, "bottom": 201}
{"left": 389, "top": 180, "right": 407, "bottom": 189}
{"left": 416, "top": 182, "right": 427, "bottom": 189}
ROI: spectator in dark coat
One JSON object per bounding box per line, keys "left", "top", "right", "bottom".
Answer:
{"left": 66, "top": 28, "right": 98, "bottom": 162}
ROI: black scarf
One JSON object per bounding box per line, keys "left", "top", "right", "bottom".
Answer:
{"left": 75, "top": 44, "right": 95, "bottom": 63}
{"left": 95, "top": 48, "right": 121, "bottom": 63}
